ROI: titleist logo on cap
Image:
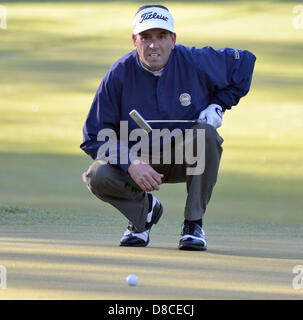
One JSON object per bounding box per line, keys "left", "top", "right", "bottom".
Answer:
{"left": 139, "top": 11, "right": 168, "bottom": 24}
{"left": 132, "top": 6, "right": 175, "bottom": 35}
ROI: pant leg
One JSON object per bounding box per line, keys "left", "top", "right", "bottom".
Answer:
{"left": 162, "top": 122, "right": 223, "bottom": 223}
{"left": 82, "top": 160, "right": 149, "bottom": 232}
{"left": 185, "top": 123, "right": 223, "bottom": 221}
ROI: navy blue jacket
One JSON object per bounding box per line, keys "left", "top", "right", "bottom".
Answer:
{"left": 80, "top": 44, "right": 256, "bottom": 171}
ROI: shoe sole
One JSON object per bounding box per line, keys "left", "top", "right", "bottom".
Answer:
{"left": 178, "top": 244, "right": 207, "bottom": 251}
{"left": 120, "top": 238, "right": 150, "bottom": 247}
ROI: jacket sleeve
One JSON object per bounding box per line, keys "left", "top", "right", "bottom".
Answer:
{"left": 80, "top": 69, "right": 131, "bottom": 172}
{"left": 191, "top": 46, "right": 256, "bottom": 110}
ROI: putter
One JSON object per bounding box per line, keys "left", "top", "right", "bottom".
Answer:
{"left": 129, "top": 109, "right": 200, "bottom": 133}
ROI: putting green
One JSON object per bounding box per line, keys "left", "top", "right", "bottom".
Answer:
{"left": 0, "top": 214, "right": 302, "bottom": 299}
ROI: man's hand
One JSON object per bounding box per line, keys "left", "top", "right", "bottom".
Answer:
{"left": 199, "top": 104, "right": 224, "bottom": 129}
{"left": 127, "top": 160, "right": 164, "bottom": 192}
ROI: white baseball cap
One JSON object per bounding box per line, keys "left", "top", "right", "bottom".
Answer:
{"left": 132, "top": 5, "right": 175, "bottom": 35}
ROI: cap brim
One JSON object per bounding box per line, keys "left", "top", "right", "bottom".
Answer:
{"left": 133, "top": 20, "right": 175, "bottom": 35}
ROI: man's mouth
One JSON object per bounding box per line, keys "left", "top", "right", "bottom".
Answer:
{"left": 149, "top": 53, "right": 160, "bottom": 57}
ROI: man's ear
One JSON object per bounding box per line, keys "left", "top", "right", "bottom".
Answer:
{"left": 132, "top": 34, "right": 137, "bottom": 48}
{"left": 171, "top": 33, "right": 176, "bottom": 47}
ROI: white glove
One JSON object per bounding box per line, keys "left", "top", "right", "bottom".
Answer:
{"left": 199, "top": 104, "right": 224, "bottom": 129}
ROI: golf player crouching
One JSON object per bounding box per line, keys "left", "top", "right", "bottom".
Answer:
{"left": 80, "top": 5, "right": 256, "bottom": 250}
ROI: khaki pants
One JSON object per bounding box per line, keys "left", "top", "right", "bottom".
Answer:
{"left": 82, "top": 123, "right": 223, "bottom": 232}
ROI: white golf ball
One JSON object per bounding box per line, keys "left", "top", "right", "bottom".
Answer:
{"left": 126, "top": 274, "right": 138, "bottom": 286}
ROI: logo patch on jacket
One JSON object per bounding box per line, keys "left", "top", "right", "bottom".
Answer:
{"left": 179, "top": 93, "right": 191, "bottom": 107}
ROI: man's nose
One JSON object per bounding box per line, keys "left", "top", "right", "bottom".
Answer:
{"left": 149, "top": 39, "right": 160, "bottom": 49}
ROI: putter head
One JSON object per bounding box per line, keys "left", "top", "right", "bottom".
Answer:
{"left": 129, "top": 109, "right": 152, "bottom": 134}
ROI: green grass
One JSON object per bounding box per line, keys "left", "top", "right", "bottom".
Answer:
{"left": 0, "top": 1, "right": 302, "bottom": 225}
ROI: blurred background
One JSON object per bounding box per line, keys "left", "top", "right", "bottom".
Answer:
{"left": 0, "top": 0, "right": 302, "bottom": 228}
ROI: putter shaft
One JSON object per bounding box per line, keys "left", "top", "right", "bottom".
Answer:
{"left": 146, "top": 120, "right": 198, "bottom": 123}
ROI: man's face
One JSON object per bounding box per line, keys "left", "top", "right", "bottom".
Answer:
{"left": 133, "top": 28, "right": 176, "bottom": 71}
